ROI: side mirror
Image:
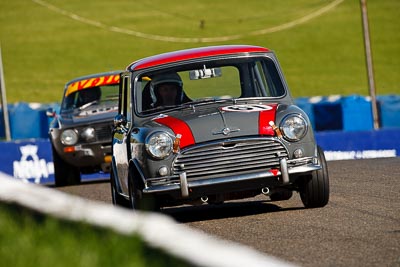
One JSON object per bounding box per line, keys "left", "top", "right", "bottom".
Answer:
{"left": 46, "top": 107, "right": 56, "bottom": 117}
{"left": 113, "top": 114, "right": 127, "bottom": 128}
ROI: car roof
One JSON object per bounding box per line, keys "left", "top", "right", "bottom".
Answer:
{"left": 64, "top": 70, "right": 122, "bottom": 97}
{"left": 126, "top": 45, "right": 270, "bottom": 71}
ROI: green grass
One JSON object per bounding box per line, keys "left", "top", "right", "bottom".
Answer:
{"left": 0, "top": 204, "right": 191, "bottom": 267}
{"left": 0, "top": 0, "right": 398, "bottom": 103}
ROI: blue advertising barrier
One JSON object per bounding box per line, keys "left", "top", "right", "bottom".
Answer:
{"left": 0, "top": 138, "right": 108, "bottom": 185}
{"left": 0, "top": 129, "right": 399, "bottom": 184}
{"left": 315, "top": 128, "right": 400, "bottom": 160}
{"left": 0, "top": 139, "right": 55, "bottom": 184}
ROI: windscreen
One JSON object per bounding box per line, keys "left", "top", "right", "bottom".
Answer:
{"left": 62, "top": 84, "right": 119, "bottom": 112}
{"left": 135, "top": 57, "right": 285, "bottom": 114}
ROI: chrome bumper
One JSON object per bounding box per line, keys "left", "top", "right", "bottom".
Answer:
{"left": 143, "top": 157, "right": 321, "bottom": 197}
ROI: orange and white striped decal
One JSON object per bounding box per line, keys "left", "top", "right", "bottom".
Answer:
{"left": 65, "top": 74, "right": 120, "bottom": 97}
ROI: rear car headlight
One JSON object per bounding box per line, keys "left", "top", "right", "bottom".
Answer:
{"left": 81, "top": 127, "right": 96, "bottom": 142}
{"left": 280, "top": 114, "right": 307, "bottom": 141}
{"left": 61, "top": 129, "right": 78, "bottom": 145}
{"left": 146, "top": 132, "right": 173, "bottom": 159}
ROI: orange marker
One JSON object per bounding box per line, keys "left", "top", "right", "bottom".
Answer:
{"left": 269, "top": 121, "right": 282, "bottom": 138}
{"left": 173, "top": 134, "right": 182, "bottom": 153}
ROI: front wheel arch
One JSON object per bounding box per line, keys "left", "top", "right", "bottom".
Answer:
{"left": 110, "top": 168, "right": 130, "bottom": 208}
{"left": 128, "top": 162, "right": 160, "bottom": 211}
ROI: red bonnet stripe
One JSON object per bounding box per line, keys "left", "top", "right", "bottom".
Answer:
{"left": 153, "top": 116, "right": 195, "bottom": 148}
{"left": 259, "top": 104, "right": 278, "bottom": 136}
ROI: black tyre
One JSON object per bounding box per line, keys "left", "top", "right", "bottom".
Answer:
{"left": 299, "top": 146, "right": 330, "bottom": 208}
{"left": 52, "top": 146, "right": 81, "bottom": 187}
{"left": 110, "top": 170, "right": 130, "bottom": 207}
{"left": 270, "top": 190, "right": 293, "bottom": 201}
{"left": 128, "top": 165, "right": 159, "bottom": 211}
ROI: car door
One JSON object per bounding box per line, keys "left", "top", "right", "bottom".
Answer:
{"left": 111, "top": 72, "right": 131, "bottom": 197}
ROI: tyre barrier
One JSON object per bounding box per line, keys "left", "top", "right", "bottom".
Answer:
{"left": 1, "top": 102, "right": 60, "bottom": 140}
{"left": 1, "top": 95, "right": 400, "bottom": 139}
{"left": 294, "top": 94, "right": 400, "bottom": 131}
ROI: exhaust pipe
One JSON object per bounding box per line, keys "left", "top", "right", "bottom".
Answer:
{"left": 261, "top": 187, "right": 270, "bottom": 195}
{"left": 201, "top": 196, "right": 209, "bottom": 203}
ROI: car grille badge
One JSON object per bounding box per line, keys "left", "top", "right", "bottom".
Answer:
{"left": 213, "top": 127, "right": 240, "bottom": 136}
{"left": 212, "top": 109, "right": 240, "bottom": 136}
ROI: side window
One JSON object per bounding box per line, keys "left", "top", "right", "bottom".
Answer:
{"left": 254, "top": 61, "right": 269, "bottom": 97}
{"left": 251, "top": 59, "right": 285, "bottom": 97}
{"left": 119, "top": 74, "right": 131, "bottom": 121}
{"left": 126, "top": 76, "right": 131, "bottom": 122}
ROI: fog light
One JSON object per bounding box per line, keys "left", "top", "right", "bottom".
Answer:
{"left": 158, "top": 166, "right": 168, "bottom": 176}
{"left": 81, "top": 127, "right": 96, "bottom": 142}
{"left": 104, "top": 155, "right": 112, "bottom": 163}
{"left": 293, "top": 148, "right": 304, "bottom": 158}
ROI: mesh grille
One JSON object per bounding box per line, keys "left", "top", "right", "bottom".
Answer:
{"left": 173, "top": 138, "right": 288, "bottom": 179}
{"left": 95, "top": 124, "right": 113, "bottom": 142}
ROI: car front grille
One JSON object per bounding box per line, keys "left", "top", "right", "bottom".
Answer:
{"left": 172, "top": 138, "right": 288, "bottom": 180}
{"left": 95, "top": 124, "right": 113, "bottom": 142}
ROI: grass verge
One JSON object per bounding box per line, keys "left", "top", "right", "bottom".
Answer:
{"left": 0, "top": 0, "right": 399, "bottom": 103}
{"left": 0, "top": 203, "right": 192, "bottom": 267}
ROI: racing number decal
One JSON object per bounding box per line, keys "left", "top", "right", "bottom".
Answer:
{"left": 221, "top": 104, "right": 273, "bottom": 112}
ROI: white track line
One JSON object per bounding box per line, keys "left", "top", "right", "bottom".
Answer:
{"left": 0, "top": 172, "right": 296, "bottom": 267}
{"left": 32, "top": 0, "right": 344, "bottom": 43}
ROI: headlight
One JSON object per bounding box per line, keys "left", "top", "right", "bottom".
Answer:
{"left": 146, "top": 132, "right": 173, "bottom": 159}
{"left": 61, "top": 129, "right": 78, "bottom": 145}
{"left": 81, "top": 127, "right": 96, "bottom": 142}
{"left": 280, "top": 115, "right": 308, "bottom": 141}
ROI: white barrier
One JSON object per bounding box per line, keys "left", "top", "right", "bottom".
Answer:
{"left": 0, "top": 172, "right": 295, "bottom": 267}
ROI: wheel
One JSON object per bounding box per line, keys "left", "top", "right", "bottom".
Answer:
{"left": 299, "top": 146, "right": 330, "bottom": 208}
{"left": 270, "top": 190, "right": 293, "bottom": 201}
{"left": 128, "top": 169, "right": 143, "bottom": 210}
{"left": 128, "top": 165, "right": 159, "bottom": 211}
{"left": 52, "top": 146, "right": 81, "bottom": 187}
{"left": 110, "top": 170, "right": 130, "bottom": 207}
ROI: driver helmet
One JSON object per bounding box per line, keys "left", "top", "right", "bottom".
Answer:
{"left": 150, "top": 73, "right": 184, "bottom": 106}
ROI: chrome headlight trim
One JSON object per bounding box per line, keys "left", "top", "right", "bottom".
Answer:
{"left": 61, "top": 129, "right": 79, "bottom": 145}
{"left": 145, "top": 131, "right": 173, "bottom": 159}
{"left": 279, "top": 114, "right": 308, "bottom": 142}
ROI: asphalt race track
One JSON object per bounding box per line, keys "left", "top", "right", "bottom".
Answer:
{"left": 56, "top": 158, "right": 400, "bottom": 267}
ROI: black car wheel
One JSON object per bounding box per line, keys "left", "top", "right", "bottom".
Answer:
{"left": 128, "top": 168, "right": 143, "bottom": 210}
{"left": 128, "top": 165, "right": 159, "bottom": 211}
{"left": 299, "top": 146, "right": 330, "bottom": 208}
{"left": 110, "top": 170, "right": 130, "bottom": 207}
{"left": 52, "top": 146, "right": 81, "bottom": 187}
